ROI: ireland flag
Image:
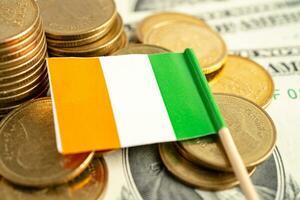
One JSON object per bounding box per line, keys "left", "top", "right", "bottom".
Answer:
{"left": 48, "top": 49, "right": 226, "bottom": 154}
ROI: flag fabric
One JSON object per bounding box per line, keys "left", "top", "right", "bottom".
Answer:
{"left": 47, "top": 49, "right": 226, "bottom": 154}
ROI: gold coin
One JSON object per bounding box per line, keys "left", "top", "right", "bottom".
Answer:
{"left": 159, "top": 143, "right": 256, "bottom": 190}
{"left": 209, "top": 55, "right": 274, "bottom": 108}
{"left": 0, "top": 21, "right": 43, "bottom": 63}
{"left": 0, "top": 50, "right": 45, "bottom": 85}
{"left": 0, "top": 18, "right": 42, "bottom": 56}
{"left": 112, "top": 44, "right": 170, "bottom": 55}
{"left": 0, "top": 0, "right": 40, "bottom": 47}
{"left": 47, "top": 14, "right": 123, "bottom": 56}
{"left": 48, "top": 14, "right": 124, "bottom": 57}
{"left": 178, "top": 93, "right": 276, "bottom": 172}
{"left": 0, "top": 40, "right": 47, "bottom": 75}
{"left": 0, "top": 81, "right": 49, "bottom": 114}
{"left": 0, "top": 60, "right": 45, "bottom": 91}
{"left": 46, "top": 15, "right": 117, "bottom": 48}
{"left": 0, "top": 98, "right": 94, "bottom": 187}
{"left": 144, "top": 22, "right": 227, "bottom": 74}
{"left": 0, "top": 70, "right": 48, "bottom": 104}
{"left": 0, "top": 157, "right": 108, "bottom": 200}
{"left": 137, "top": 12, "right": 208, "bottom": 42}
{"left": 0, "top": 64, "right": 46, "bottom": 97}
{"left": 0, "top": 32, "right": 46, "bottom": 68}
{"left": 101, "top": 31, "right": 127, "bottom": 56}
{"left": 37, "top": 0, "right": 116, "bottom": 40}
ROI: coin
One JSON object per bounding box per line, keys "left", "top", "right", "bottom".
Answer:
{"left": 209, "top": 55, "right": 274, "bottom": 108}
{"left": 0, "top": 60, "right": 45, "bottom": 91}
{"left": 0, "top": 53, "right": 45, "bottom": 86}
{"left": 0, "top": 65, "right": 46, "bottom": 97}
{"left": 144, "top": 22, "right": 227, "bottom": 74}
{"left": 0, "top": 18, "right": 42, "bottom": 56}
{"left": 0, "top": 98, "right": 94, "bottom": 187}
{"left": 0, "top": 32, "right": 46, "bottom": 68}
{"left": 112, "top": 44, "right": 170, "bottom": 55}
{"left": 0, "top": 21, "right": 43, "bottom": 62}
{"left": 159, "top": 143, "right": 256, "bottom": 190}
{"left": 178, "top": 93, "right": 276, "bottom": 171}
{"left": 0, "top": 158, "right": 108, "bottom": 200}
{"left": 137, "top": 12, "right": 208, "bottom": 42}
{"left": 48, "top": 15, "right": 124, "bottom": 57}
{"left": 0, "top": 0, "right": 40, "bottom": 47}
{"left": 37, "top": 0, "right": 117, "bottom": 40}
{"left": 45, "top": 19, "right": 116, "bottom": 48}
{"left": 0, "top": 40, "right": 47, "bottom": 75}
{"left": 0, "top": 82, "right": 49, "bottom": 115}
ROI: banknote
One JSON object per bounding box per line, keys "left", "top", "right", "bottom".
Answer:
{"left": 104, "top": 1, "right": 300, "bottom": 199}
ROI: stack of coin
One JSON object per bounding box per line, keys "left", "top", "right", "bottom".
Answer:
{"left": 137, "top": 12, "right": 274, "bottom": 108}
{"left": 159, "top": 93, "right": 277, "bottom": 190}
{"left": 0, "top": 0, "right": 49, "bottom": 120}
{"left": 37, "top": 0, "right": 128, "bottom": 57}
{"left": 0, "top": 98, "right": 108, "bottom": 199}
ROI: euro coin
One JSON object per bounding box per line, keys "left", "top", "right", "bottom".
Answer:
{"left": 0, "top": 0, "right": 40, "bottom": 47}
{"left": 144, "top": 22, "right": 227, "bottom": 74}
{"left": 159, "top": 143, "right": 256, "bottom": 190}
{"left": 113, "top": 44, "right": 170, "bottom": 55}
{"left": 178, "top": 93, "right": 276, "bottom": 172}
{"left": 0, "top": 158, "right": 108, "bottom": 200}
{"left": 0, "top": 98, "right": 94, "bottom": 187}
{"left": 37, "top": 0, "right": 117, "bottom": 40}
{"left": 209, "top": 55, "right": 274, "bottom": 108}
{"left": 137, "top": 12, "right": 208, "bottom": 42}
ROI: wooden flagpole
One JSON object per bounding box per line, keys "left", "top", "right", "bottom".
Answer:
{"left": 218, "top": 127, "right": 260, "bottom": 200}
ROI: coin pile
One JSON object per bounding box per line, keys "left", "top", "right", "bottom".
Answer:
{"left": 37, "top": 0, "right": 128, "bottom": 57}
{"left": 0, "top": 98, "right": 108, "bottom": 199}
{"left": 0, "top": 0, "right": 49, "bottom": 119}
{"left": 137, "top": 12, "right": 275, "bottom": 108}
{"left": 159, "top": 93, "right": 276, "bottom": 190}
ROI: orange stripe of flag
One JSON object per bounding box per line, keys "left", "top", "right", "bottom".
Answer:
{"left": 48, "top": 58, "right": 121, "bottom": 153}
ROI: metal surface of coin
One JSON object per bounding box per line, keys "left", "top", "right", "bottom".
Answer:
{"left": 48, "top": 15, "right": 123, "bottom": 56}
{"left": 45, "top": 19, "right": 115, "bottom": 48}
{"left": 159, "top": 143, "right": 255, "bottom": 190}
{"left": 0, "top": 61, "right": 45, "bottom": 92}
{"left": 0, "top": 22, "right": 43, "bottom": 62}
{"left": 0, "top": 52, "right": 45, "bottom": 85}
{"left": 0, "top": 33, "right": 46, "bottom": 68}
{"left": 0, "top": 66, "right": 46, "bottom": 98}
{"left": 37, "top": 0, "right": 116, "bottom": 40}
{"left": 0, "top": 41, "right": 47, "bottom": 75}
{"left": 209, "top": 55, "right": 274, "bottom": 108}
{"left": 0, "top": 82, "right": 49, "bottom": 115}
{"left": 178, "top": 93, "right": 276, "bottom": 171}
{"left": 0, "top": 18, "right": 42, "bottom": 56}
{"left": 144, "top": 22, "right": 227, "bottom": 74}
{"left": 0, "top": 158, "right": 108, "bottom": 200}
{"left": 113, "top": 44, "right": 170, "bottom": 55}
{"left": 0, "top": 98, "right": 94, "bottom": 187}
{"left": 137, "top": 12, "right": 208, "bottom": 42}
{"left": 0, "top": 0, "right": 39, "bottom": 46}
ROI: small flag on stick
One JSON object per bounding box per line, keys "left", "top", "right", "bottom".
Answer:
{"left": 48, "top": 48, "right": 259, "bottom": 199}
{"left": 48, "top": 49, "right": 225, "bottom": 154}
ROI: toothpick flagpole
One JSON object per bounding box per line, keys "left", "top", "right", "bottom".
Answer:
{"left": 185, "top": 48, "right": 259, "bottom": 199}
{"left": 218, "top": 127, "right": 260, "bottom": 200}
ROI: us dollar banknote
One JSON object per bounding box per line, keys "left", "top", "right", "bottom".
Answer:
{"left": 103, "top": 0, "right": 300, "bottom": 199}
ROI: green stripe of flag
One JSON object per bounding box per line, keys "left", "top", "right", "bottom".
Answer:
{"left": 148, "top": 49, "right": 226, "bottom": 140}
